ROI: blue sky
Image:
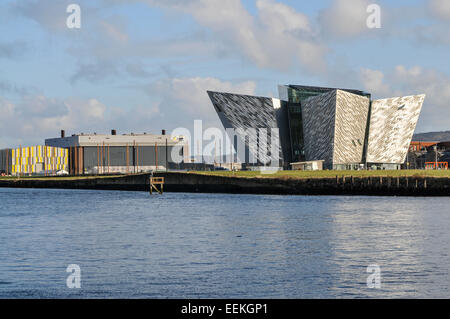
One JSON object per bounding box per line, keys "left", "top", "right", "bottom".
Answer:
{"left": 1, "top": 0, "right": 450, "bottom": 148}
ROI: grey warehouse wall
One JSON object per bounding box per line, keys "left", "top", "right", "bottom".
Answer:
{"left": 82, "top": 146, "right": 180, "bottom": 170}
{"left": 0, "top": 149, "right": 12, "bottom": 172}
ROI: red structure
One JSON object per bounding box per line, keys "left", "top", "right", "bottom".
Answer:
{"left": 409, "top": 141, "right": 438, "bottom": 152}
{"left": 425, "top": 162, "right": 448, "bottom": 170}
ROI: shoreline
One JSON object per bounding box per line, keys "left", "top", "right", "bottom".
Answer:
{"left": 1, "top": 172, "right": 449, "bottom": 197}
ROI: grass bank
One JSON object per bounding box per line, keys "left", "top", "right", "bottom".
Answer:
{"left": 192, "top": 170, "right": 450, "bottom": 179}
{"left": 0, "top": 170, "right": 449, "bottom": 182}
{"left": 1, "top": 171, "right": 449, "bottom": 196}
{"left": 0, "top": 175, "right": 124, "bottom": 181}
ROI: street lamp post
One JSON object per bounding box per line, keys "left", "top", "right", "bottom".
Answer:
{"left": 434, "top": 145, "right": 438, "bottom": 170}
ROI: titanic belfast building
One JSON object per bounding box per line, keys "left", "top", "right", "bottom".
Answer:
{"left": 207, "top": 85, "right": 426, "bottom": 170}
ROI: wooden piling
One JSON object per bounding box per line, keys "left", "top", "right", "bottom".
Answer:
{"left": 126, "top": 144, "right": 129, "bottom": 175}
{"left": 108, "top": 144, "right": 110, "bottom": 174}
{"left": 6, "top": 149, "right": 9, "bottom": 176}
{"left": 149, "top": 176, "right": 165, "bottom": 195}
{"left": 155, "top": 142, "right": 158, "bottom": 172}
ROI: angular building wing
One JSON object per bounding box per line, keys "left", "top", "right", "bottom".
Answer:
{"left": 302, "top": 90, "right": 370, "bottom": 168}
{"left": 334, "top": 90, "right": 371, "bottom": 166}
{"left": 207, "top": 91, "right": 291, "bottom": 166}
{"left": 366, "top": 94, "right": 426, "bottom": 164}
{"left": 301, "top": 90, "right": 337, "bottom": 166}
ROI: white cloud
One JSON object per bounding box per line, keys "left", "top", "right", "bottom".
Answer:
{"left": 12, "top": 0, "right": 73, "bottom": 33}
{"left": 256, "top": 0, "right": 311, "bottom": 34}
{"left": 393, "top": 65, "right": 450, "bottom": 132}
{"left": 359, "top": 68, "right": 390, "bottom": 96}
{"left": 429, "top": 0, "right": 450, "bottom": 20}
{"left": 12, "top": 0, "right": 328, "bottom": 75}
{"left": 0, "top": 76, "right": 255, "bottom": 147}
{"left": 319, "top": 0, "right": 372, "bottom": 37}
{"left": 358, "top": 65, "right": 450, "bottom": 132}
{"left": 141, "top": 0, "right": 327, "bottom": 73}
{"left": 0, "top": 95, "right": 109, "bottom": 147}
{"left": 145, "top": 77, "right": 256, "bottom": 129}
{"left": 166, "top": 77, "right": 255, "bottom": 115}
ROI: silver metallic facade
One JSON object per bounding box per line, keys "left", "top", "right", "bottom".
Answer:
{"left": 366, "top": 94, "right": 426, "bottom": 164}
{"left": 301, "top": 90, "right": 337, "bottom": 166}
{"left": 208, "top": 91, "right": 290, "bottom": 165}
{"left": 302, "top": 90, "right": 370, "bottom": 167}
{"left": 208, "top": 85, "right": 425, "bottom": 170}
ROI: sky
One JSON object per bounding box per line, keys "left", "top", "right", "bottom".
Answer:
{"left": 1, "top": 0, "right": 450, "bottom": 148}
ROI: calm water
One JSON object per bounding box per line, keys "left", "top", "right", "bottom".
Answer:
{"left": 0, "top": 188, "right": 449, "bottom": 299}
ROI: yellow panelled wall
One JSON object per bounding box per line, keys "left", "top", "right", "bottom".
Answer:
{"left": 11, "top": 146, "right": 68, "bottom": 175}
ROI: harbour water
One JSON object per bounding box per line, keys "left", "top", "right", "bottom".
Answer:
{"left": 0, "top": 187, "right": 449, "bottom": 298}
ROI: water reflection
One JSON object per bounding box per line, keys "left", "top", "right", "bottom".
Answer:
{"left": 0, "top": 188, "right": 449, "bottom": 298}
{"left": 329, "top": 197, "right": 450, "bottom": 298}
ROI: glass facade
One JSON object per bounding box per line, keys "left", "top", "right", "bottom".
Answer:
{"left": 367, "top": 163, "right": 401, "bottom": 170}
{"left": 287, "top": 102, "right": 304, "bottom": 162}
{"left": 284, "top": 85, "right": 370, "bottom": 163}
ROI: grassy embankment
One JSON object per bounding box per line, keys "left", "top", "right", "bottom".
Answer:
{"left": 193, "top": 170, "right": 450, "bottom": 179}
{"left": 0, "top": 175, "right": 124, "bottom": 181}
{"left": 0, "top": 170, "right": 449, "bottom": 181}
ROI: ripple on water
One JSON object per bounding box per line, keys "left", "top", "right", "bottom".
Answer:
{"left": 0, "top": 188, "right": 450, "bottom": 298}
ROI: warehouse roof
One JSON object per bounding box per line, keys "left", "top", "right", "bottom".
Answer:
{"left": 45, "top": 132, "right": 187, "bottom": 148}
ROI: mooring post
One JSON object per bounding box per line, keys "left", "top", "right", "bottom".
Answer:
{"left": 149, "top": 171, "right": 153, "bottom": 195}
{"left": 149, "top": 171, "right": 164, "bottom": 195}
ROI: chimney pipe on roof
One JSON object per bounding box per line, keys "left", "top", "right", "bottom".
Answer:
{"left": 61, "top": 130, "right": 65, "bottom": 138}
{"left": 111, "top": 129, "right": 117, "bottom": 136}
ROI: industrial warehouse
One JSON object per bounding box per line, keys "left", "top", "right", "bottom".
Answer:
{"left": 0, "top": 130, "right": 188, "bottom": 176}
{"left": 208, "top": 84, "right": 427, "bottom": 170}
